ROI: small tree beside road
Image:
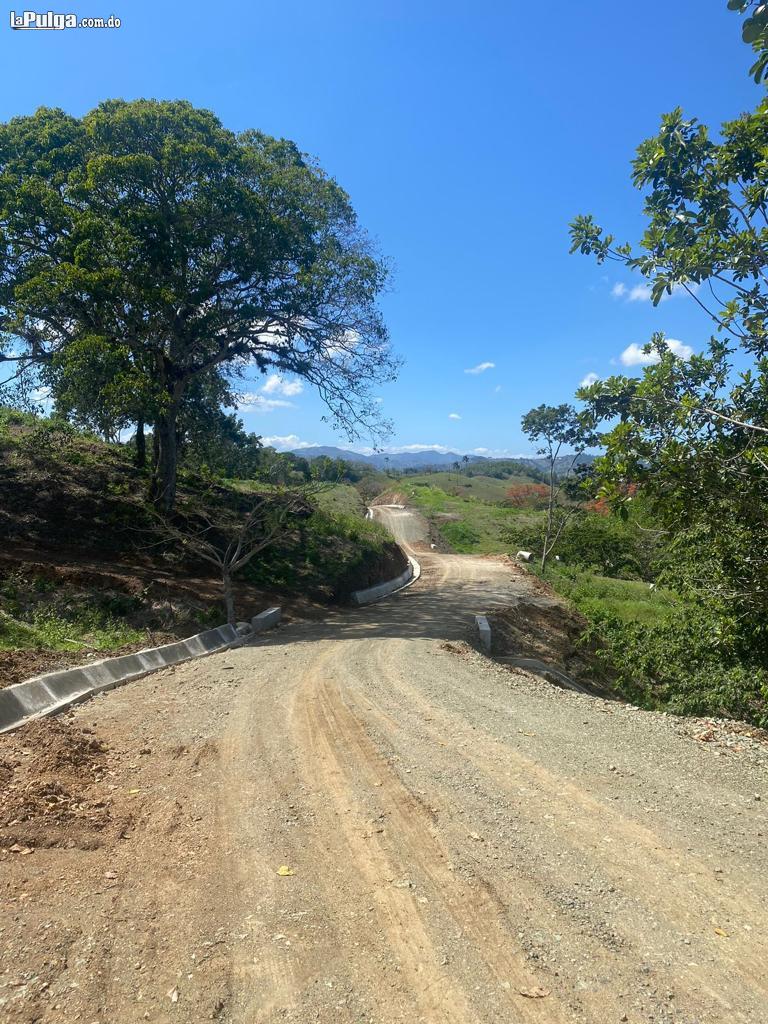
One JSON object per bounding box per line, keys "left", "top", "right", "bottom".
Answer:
{"left": 520, "top": 403, "right": 596, "bottom": 571}
{"left": 155, "top": 489, "right": 312, "bottom": 625}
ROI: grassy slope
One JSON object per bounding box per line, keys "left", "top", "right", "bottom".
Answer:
{"left": 400, "top": 476, "right": 535, "bottom": 554}
{"left": 549, "top": 570, "right": 677, "bottom": 626}
{"left": 0, "top": 416, "right": 401, "bottom": 665}
{"left": 399, "top": 471, "right": 675, "bottom": 627}
{"left": 399, "top": 472, "right": 768, "bottom": 725}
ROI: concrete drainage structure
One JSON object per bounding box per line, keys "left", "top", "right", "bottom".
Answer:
{"left": 351, "top": 555, "right": 421, "bottom": 607}
{"left": 475, "top": 614, "right": 492, "bottom": 653}
{"left": 475, "top": 613, "right": 591, "bottom": 695}
{"left": 0, "top": 610, "right": 282, "bottom": 734}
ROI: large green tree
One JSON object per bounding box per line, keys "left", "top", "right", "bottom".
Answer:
{"left": 0, "top": 99, "right": 396, "bottom": 508}
{"left": 569, "top": 14, "right": 768, "bottom": 655}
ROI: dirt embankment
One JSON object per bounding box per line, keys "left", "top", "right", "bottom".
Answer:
{"left": 0, "top": 429, "right": 403, "bottom": 687}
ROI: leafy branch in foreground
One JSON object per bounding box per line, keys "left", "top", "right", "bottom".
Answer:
{"left": 569, "top": 42, "right": 768, "bottom": 659}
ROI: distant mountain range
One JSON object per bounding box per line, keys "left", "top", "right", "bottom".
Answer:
{"left": 288, "top": 445, "right": 593, "bottom": 474}
{"left": 289, "top": 445, "right": 471, "bottom": 469}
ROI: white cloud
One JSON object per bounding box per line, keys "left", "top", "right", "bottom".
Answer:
{"left": 261, "top": 374, "right": 303, "bottom": 397}
{"left": 619, "top": 338, "right": 693, "bottom": 367}
{"left": 262, "top": 434, "right": 317, "bottom": 450}
{"left": 613, "top": 280, "right": 695, "bottom": 303}
{"left": 238, "top": 394, "right": 294, "bottom": 412}
{"left": 464, "top": 361, "right": 495, "bottom": 375}
{"left": 471, "top": 447, "right": 529, "bottom": 458}
{"left": 494, "top": 385, "right": 502, "bottom": 393}
{"left": 337, "top": 443, "right": 456, "bottom": 456}
{"left": 580, "top": 372, "right": 600, "bottom": 387}
{"left": 389, "top": 444, "right": 452, "bottom": 454}
{"left": 448, "top": 412, "right": 461, "bottom": 420}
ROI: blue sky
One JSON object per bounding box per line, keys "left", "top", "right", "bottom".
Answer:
{"left": 1, "top": 1, "right": 759, "bottom": 455}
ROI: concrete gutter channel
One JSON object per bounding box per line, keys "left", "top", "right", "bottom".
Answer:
{"left": 351, "top": 554, "right": 421, "bottom": 606}
{"left": 0, "top": 526, "right": 422, "bottom": 733}
{"left": 0, "top": 607, "right": 282, "bottom": 735}
{"left": 351, "top": 505, "right": 421, "bottom": 607}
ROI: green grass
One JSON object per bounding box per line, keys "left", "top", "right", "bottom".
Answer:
{"left": 314, "top": 482, "right": 368, "bottom": 517}
{"left": 0, "top": 609, "right": 145, "bottom": 653}
{"left": 547, "top": 568, "right": 678, "bottom": 626}
{"left": 400, "top": 472, "right": 533, "bottom": 504}
{"left": 399, "top": 479, "right": 544, "bottom": 555}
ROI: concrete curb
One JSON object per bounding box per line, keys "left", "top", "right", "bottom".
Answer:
{"left": 0, "top": 610, "right": 281, "bottom": 735}
{"left": 251, "top": 606, "right": 281, "bottom": 633}
{"left": 475, "top": 614, "right": 492, "bottom": 653}
{"left": 350, "top": 555, "right": 421, "bottom": 606}
{"left": 350, "top": 506, "right": 422, "bottom": 607}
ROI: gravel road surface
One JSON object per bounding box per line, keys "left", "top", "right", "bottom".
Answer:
{"left": 1, "top": 506, "right": 766, "bottom": 1023}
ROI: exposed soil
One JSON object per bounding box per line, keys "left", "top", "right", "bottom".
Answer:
{"left": 0, "top": 642, "right": 177, "bottom": 690}
{"left": 488, "top": 600, "right": 606, "bottom": 683}
{"left": 1, "top": 508, "right": 766, "bottom": 1023}
{"left": 0, "top": 539, "right": 402, "bottom": 688}
{"left": 0, "top": 433, "right": 406, "bottom": 690}
{"left": 0, "top": 719, "right": 128, "bottom": 852}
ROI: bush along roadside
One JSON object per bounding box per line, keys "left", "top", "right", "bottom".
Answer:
{"left": 577, "top": 602, "right": 768, "bottom": 729}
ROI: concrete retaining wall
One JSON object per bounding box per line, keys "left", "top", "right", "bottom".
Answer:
{"left": 351, "top": 555, "right": 421, "bottom": 607}
{"left": 0, "top": 610, "right": 281, "bottom": 734}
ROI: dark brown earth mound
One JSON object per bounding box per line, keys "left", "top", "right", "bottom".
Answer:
{"left": 0, "top": 719, "right": 126, "bottom": 851}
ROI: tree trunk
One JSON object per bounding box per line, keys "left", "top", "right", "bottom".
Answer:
{"left": 155, "top": 403, "right": 179, "bottom": 512}
{"left": 135, "top": 417, "right": 146, "bottom": 469}
{"left": 222, "top": 568, "right": 236, "bottom": 625}
{"left": 541, "top": 459, "right": 555, "bottom": 573}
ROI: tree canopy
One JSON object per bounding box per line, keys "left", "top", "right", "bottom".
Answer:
{"left": 0, "top": 99, "right": 397, "bottom": 508}
{"left": 569, "top": 18, "right": 768, "bottom": 657}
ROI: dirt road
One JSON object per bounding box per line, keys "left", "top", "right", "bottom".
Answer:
{"left": 2, "top": 507, "right": 767, "bottom": 1023}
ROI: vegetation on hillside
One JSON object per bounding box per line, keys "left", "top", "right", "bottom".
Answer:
{"left": 0, "top": 409, "right": 401, "bottom": 665}
{"left": 497, "top": 6, "right": 768, "bottom": 727}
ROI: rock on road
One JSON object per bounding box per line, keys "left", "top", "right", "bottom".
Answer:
{"left": 1, "top": 506, "right": 767, "bottom": 1024}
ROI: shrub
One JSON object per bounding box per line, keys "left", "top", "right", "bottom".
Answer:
{"left": 579, "top": 606, "right": 768, "bottom": 728}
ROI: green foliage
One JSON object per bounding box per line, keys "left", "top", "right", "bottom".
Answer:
{"left": 557, "top": 511, "right": 660, "bottom": 579}
{"left": 17, "top": 418, "right": 79, "bottom": 459}
{"left": 727, "top": 1, "right": 768, "bottom": 83}
{"left": 520, "top": 403, "right": 598, "bottom": 569}
{"left": 579, "top": 606, "right": 768, "bottom": 728}
{"left": 551, "top": 568, "right": 677, "bottom": 625}
{"left": 404, "top": 481, "right": 518, "bottom": 553}
{"left": 0, "top": 569, "right": 146, "bottom": 652}
{"left": 570, "top": 56, "right": 768, "bottom": 674}
{"left": 440, "top": 520, "right": 481, "bottom": 552}
{"left": 0, "top": 99, "right": 397, "bottom": 508}
{"left": 243, "top": 506, "right": 394, "bottom": 599}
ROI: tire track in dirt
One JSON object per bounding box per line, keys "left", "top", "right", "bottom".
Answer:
{"left": 296, "top": 642, "right": 570, "bottom": 1024}
{"left": 357, "top": 640, "right": 768, "bottom": 1022}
